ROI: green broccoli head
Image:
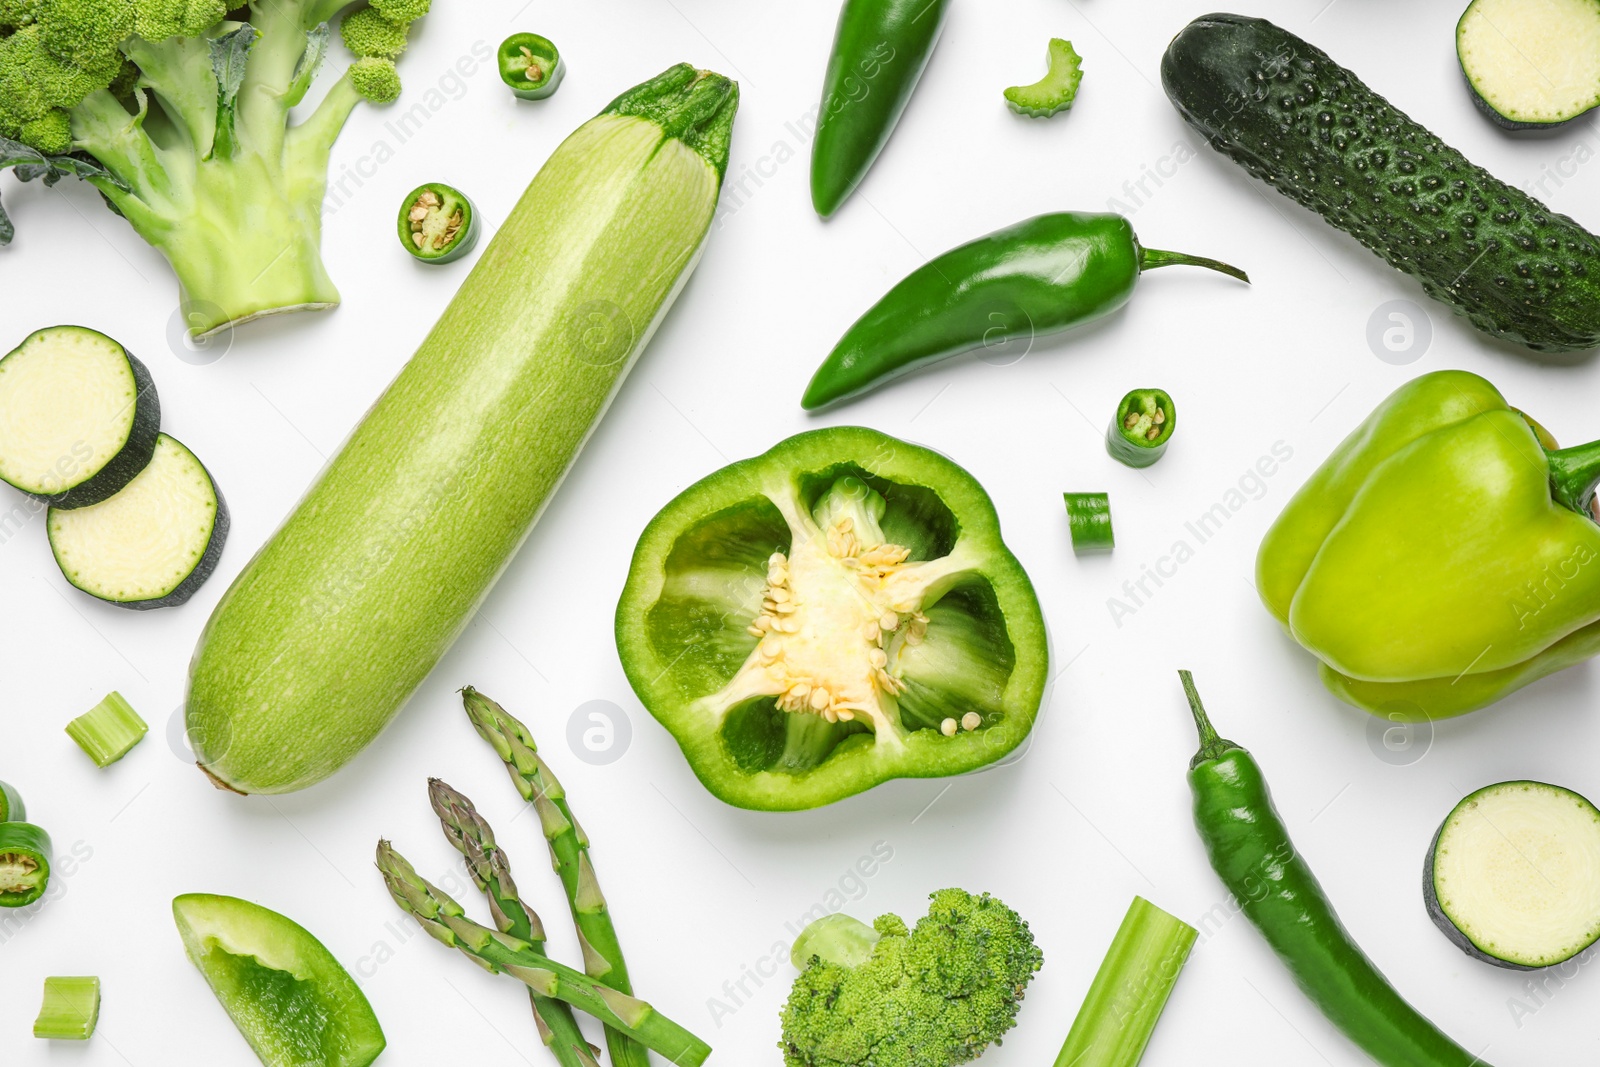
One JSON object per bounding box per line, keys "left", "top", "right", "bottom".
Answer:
{"left": 369, "top": 0, "right": 429, "bottom": 23}
{"left": 0, "top": 0, "right": 35, "bottom": 32}
{"left": 349, "top": 55, "right": 400, "bottom": 103}
{"left": 35, "top": 0, "right": 132, "bottom": 66}
{"left": 0, "top": 23, "right": 120, "bottom": 143}
{"left": 132, "top": 0, "right": 227, "bottom": 42}
{"left": 341, "top": 6, "right": 406, "bottom": 59}
{"left": 780, "top": 889, "right": 1043, "bottom": 1067}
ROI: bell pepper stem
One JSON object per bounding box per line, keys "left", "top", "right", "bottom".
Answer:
{"left": 1140, "top": 247, "right": 1250, "bottom": 284}
{"left": 1546, "top": 438, "right": 1600, "bottom": 515}
{"left": 1178, "top": 670, "right": 1240, "bottom": 768}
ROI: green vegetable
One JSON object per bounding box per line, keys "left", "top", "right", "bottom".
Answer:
{"left": 376, "top": 840, "right": 713, "bottom": 1066}
{"left": 1257, "top": 370, "right": 1600, "bottom": 720}
{"left": 1064, "top": 492, "right": 1113, "bottom": 553}
{"left": 1162, "top": 13, "right": 1600, "bottom": 353}
{"left": 1004, "top": 38, "right": 1082, "bottom": 118}
{"left": 1425, "top": 780, "right": 1600, "bottom": 969}
{"left": 1052, "top": 897, "right": 1195, "bottom": 1067}
{"left": 173, "top": 893, "right": 385, "bottom": 1067}
{"left": 0, "top": 820, "right": 50, "bottom": 907}
{"left": 185, "top": 65, "right": 739, "bottom": 795}
{"left": 780, "top": 888, "right": 1042, "bottom": 1067}
{"left": 1457, "top": 0, "right": 1600, "bottom": 129}
{"left": 1106, "top": 389, "right": 1174, "bottom": 468}
{"left": 1180, "top": 670, "right": 1496, "bottom": 1067}
{"left": 0, "top": 779, "right": 24, "bottom": 823}
{"left": 65, "top": 691, "right": 147, "bottom": 766}
{"left": 0, "top": 326, "right": 161, "bottom": 509}
{"left": 615, "top": 426, "right": 1049, "bottom": 811}
{"left": 33, "top": 976, "right": 99, "bottom": 1041}
{"left": 398, "top": 182, "right": 480, "bottom": 264}
{"left": 811, "top": 0, "right": 950, "bottom": 217}
{"left": 800, "top": 213, "right": 1245, "bottom": 409}
{"left": 499, "top": 32, "right": 564, "bottom": 100}
{"left": 461, "top": 688, "right": 646, "bottom": 1067}
{"left": 429, "top": 779, "right": 597, "bottom": 1067}
{"left": 0, "top": 0, "right": 438, "bottom": 336}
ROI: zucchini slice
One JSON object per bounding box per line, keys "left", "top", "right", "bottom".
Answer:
{"left": 1425, "top": 780, "right": 1600, "bottom": 968}
{"left": 1458, "top": 0, "right": 1600, "bottom": 128}
{"left": 0, "top": 326, "right": 161, "bottom": 509}
{"left": 47, "top": 434, "right": 228, "bottom": 610}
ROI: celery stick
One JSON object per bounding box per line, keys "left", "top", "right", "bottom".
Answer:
{"left": 1053, "top": 896, "right": 1196, "bottom": 1067}
{"left": 33, "top": 976, "right": 100, "bottom": 1040}
{"left": 66, "top": 692, "right": 147, "bottom": 768}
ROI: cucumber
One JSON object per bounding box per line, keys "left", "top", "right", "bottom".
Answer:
{"left": 1161, "top": 13, "right": 1600, "bottom": 352}
{"left": 1458, "top": 0, "right": 1600, "bottom": 129}
{"left": 1425, "top": 780, "right": 1600, "bottom": 969}
{"left": 47, "top": 434, "right": 228, "bottom": 609}
{"left": 0, "top": 326, "right": 160, "bottom": 509}
{"left": 185, "top": 66, "right": 739, "bottom": 795}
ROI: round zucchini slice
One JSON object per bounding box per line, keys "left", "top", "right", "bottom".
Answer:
{"left": 1457, "top": 0, "right": 1600, "bottom": 129}
{"left": 47, "top": 434, "right": 229, "bottom": 610}
{"left": 0, "top": 326, "right": 161, "bottom": 509}
{"left": 1425, "top": 780, "right": 1600, "bottom": 968}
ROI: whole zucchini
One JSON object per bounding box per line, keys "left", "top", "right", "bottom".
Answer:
{"left": 186, "top": 66, "right": 739, "bottom": 795}
{"left": 1162, "top": 13, "right": 1600, "bottom": 352}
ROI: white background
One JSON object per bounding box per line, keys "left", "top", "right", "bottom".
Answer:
{"left": 4, "top": 0, "right": 1600, "bottom": 1063}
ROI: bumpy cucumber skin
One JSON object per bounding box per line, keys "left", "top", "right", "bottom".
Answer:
{"left": 1162, "top": 13, "right": 1600, "bottom": 352}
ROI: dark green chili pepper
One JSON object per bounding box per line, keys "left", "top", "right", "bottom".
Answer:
{"left": 398, "top": 183, "right": 481, "bottom": 264}
{"left": 0, "top": 780, "right": 23, "bottom": 823}
{"left": 0, "top": 821, "right": 51, "bottom": 908}
{"left": 498, "top": 33, "right": 565, "bottom": 100}
{"left": 1064, "top": 492, "right": 1113, "bottom": 554}
{"left": 1107, "top": 389, "right": 1175, "bottom": 468}
{"left": 811, "top": 0, "right": 950, "bottom": 218}
{"left": 1180, "top": 670, "right": 1497, "bottom": 1067}
{"left": 800, "top": 212, "right": 1247, "bottom": 409}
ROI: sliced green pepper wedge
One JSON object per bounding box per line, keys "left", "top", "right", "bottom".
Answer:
{"left": 398, "top": 183, "right": 481, "bottom": 264}
{"left": 499, "top": 33, "right": 565, "bottom": 100}
{"left": 0, "top": 822, "right": 51, "bottom": 908}
{"left": 1106, "top": 389, "right": 1175, "bottom": 468}
{"left": 616, "top": 427, "right": 1049, "bottom": 811}
{"left": 0, "top": 779, "right": 23, "bottom": 823}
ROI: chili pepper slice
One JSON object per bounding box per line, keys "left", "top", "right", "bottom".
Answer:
{"left": 0, "top": 821, "right": 52, "bottom": 908}
{"left": 801, "top": 212, "right": 1246, "bottom": 409}
{"left": 1064, "top": 492, "right": 1113, "bottom": 553}
{"left": 398, "top": 183, "right": 481, "bottom": 264}
{"left": 0, "top": 780, "right": 23, "bottom": 823}
{"left": 498, "top": 33, "right": 565, "bottom": 100}
{"left": 1106, "top": 389, "right": 1175, "bottom": 468}
{"left": 1179, "top": 670, "right": 1500, "bottom": 1067}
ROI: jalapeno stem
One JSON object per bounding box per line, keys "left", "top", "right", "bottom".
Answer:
{"left": 1139, "top": 246, "right": 1249, "bottom": 283}
{"left": 1546, "top": 438, "right": 1600, "bottom": 515}
{"left": 1177, "top": 670, "right": 1239, "bottom": 768}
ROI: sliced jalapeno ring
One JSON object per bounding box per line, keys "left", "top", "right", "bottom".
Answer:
{"left": 0, "top": 780, "right": 23, "bottom": 823}
{"left": 1064, "top": 492, "right": 1114, "bottom": 553}
{"left": 498, "top": 33, "right": 565, "bottom": 100}
{"left": 1107, "top": 388, "right": 1176, "bottom": 468}
{"left": 398, "top": 183, "right": 481, "bottom": 264}
{"left": 0, "top": 821, "right": 52, "bottom": 908}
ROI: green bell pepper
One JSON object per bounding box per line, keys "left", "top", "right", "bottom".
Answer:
{"left": 615, "top": 427, "right": 1049, "bottom": 811}
{"left": 1257, "top": 369, "right": 1600, "bottom": 719}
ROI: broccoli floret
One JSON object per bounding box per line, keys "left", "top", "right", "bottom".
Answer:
{"left": 341, "top": 7, "right": 405, "bottom": 59}
{"left": 780, "top": 889, "right": 1044, "bottom": 1067}
{"left": 35, "top": 0, "right": 132, "bottom": 66}
{"left": 0, "top": 23, "right": 118, "bottom": 136}
{"left": 0, "top": 0, "right": 36, "bottom": 32}
{"left": 133, "top": 0, "right": 227, "bottom": 42}
{"left": 369, "top": 0, "right": 428, "bottom": 23}
{"left": 19, "top": 107, "right": 69, "bottom": 152}
{"left": 349, "top": 54, "right": 400, "bottom": 102}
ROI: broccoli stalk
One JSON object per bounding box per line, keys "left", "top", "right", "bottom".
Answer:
{"left": 0, "top": 0, "right": 432, "bottom": 338}
{"left": 780, "top": 889, "right": 1044, "bottom": 1067}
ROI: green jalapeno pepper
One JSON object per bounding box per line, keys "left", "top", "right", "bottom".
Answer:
{"left": 811, "top": 0, "right": 950, "bottom": 217}
{"left": 498, "top": 33, "right": 565, "bottom": 100}
{"left": 1180, "top": 671, "right": 1497, "bottom": 1067}
{"left": 0, "top": 821, "right": 52, "bottom": 908}
{"left": 1106, "top": 389, "right": 1175, "bottom": 468}
{"left": 1258, "top": 369, "right": 1600, "bottom": 720}
{"left": 1063, "top": 492, "right": 1113, "bottom": 553}
{"left": 398, "top": 183, "right": 481, "bottom": 264}
{"left": 801, "top": 212, "right": 1246, "bottom": 409}
{"left": 0, "top": 780, "right": 23, "bottom": 823}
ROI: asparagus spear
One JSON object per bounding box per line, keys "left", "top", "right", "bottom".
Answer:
{"left": 462, "top": 687, "right": 648, "bottom": 1067}
{"left": 376, "top": 840, "right": 713, "bottom": 1066}
{"left": 428, "top": 779, "right": 595, "bottom": 1067}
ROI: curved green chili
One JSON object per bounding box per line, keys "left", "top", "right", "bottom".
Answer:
{"left": 811, "top": 0, "right": 951, "bottom": 217}
{"left": 1064, "top": 492, "right": 1113, "bottom": 554}
{"left": 1107, "top": 389, "right": 1175, "bottom": 468}
{"left": 801, "top": 213, "right": 1246, "bottom": 409}
{"left": 1179, "top": 671, "right": 1495, "bottom": 1067}
{"left": 499, "top": 33, "right": 565, "bottom": 100}
{"left": 0, "top": 780, "right": 23, "bottom": 823}
{"left": 0, "top": 822, "right": 52, "bottom": 908}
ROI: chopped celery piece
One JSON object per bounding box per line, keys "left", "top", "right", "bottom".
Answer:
{"left": 1005, "top": 38, "right": 1084, "bottom": 118}
{"left": 34, "top": 976, "right": 100, "bottom": 1040}
{"left": 1053, "top": 896, "right": 1196, "bottom": 1067}
{"left": 66, "top": 692, "right": 148, "bottom": 768}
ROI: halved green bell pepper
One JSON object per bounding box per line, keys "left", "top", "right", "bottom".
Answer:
{"left": 1258, "top": 369, "right": 1600, "bottom": 719}
{"left": 615, "top": 427, "right": 1049, "bottom": 810}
